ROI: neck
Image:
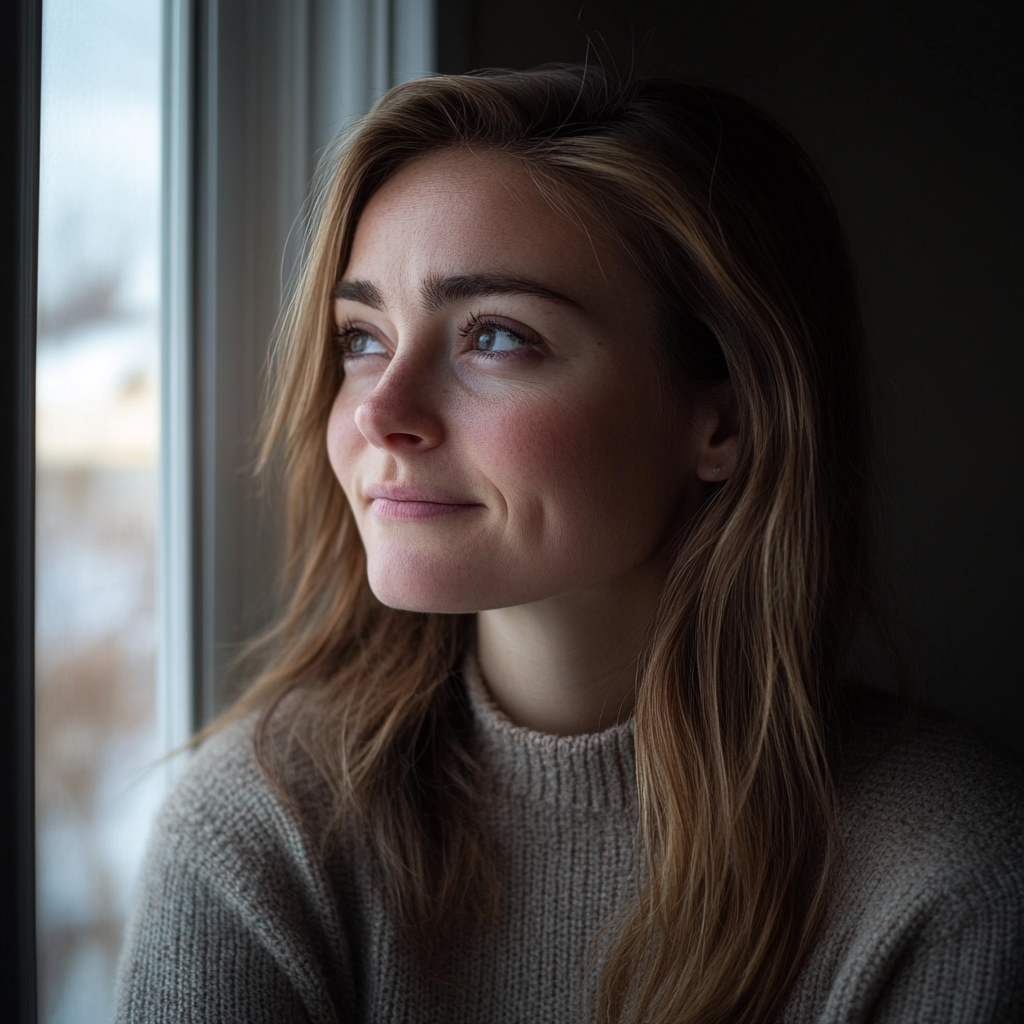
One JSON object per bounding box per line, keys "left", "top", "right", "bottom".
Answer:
{"left": 475, "top": 559, "right": 667, "bottom": 735}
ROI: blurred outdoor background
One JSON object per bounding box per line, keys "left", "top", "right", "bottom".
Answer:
{"left": 35, "top": 0, "right": 164, "bottom": 1020}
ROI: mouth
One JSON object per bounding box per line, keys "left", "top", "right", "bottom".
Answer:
{"left": 364, "top": 484, "right": 482, "bottom": 521}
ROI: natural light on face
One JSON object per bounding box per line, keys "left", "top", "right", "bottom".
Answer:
{"left": 327, "top": 150, "right": 698, "bottom": 615}
{"left": 35, "top": 1, "right": 162, "bottom": 1021}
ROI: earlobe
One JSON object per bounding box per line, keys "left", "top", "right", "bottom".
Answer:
{"left": 694, "top": 392, "right": 739, "bottom": 483}
{"left": 696, "top": 452, "right": 736, "bottom": 483}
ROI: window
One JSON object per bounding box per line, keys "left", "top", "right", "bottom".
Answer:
{"left": 22, "top": 1, "right": 437, "bottom": 1020}
{"left": 35, "top": 2, "right": 164, "bottom": 1019}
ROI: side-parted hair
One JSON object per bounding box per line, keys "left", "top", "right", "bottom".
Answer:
{"left": 230, "top": 66, "right": 870, "bottom": 1024}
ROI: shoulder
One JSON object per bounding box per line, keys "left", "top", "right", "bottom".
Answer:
{"left": 116, "top": 708, "right": 356, "bottom": 1023}
{"left": 136, "top": 708, "right": 327, "bottom": 923}
{"left": 157, "top": 712, "right": 280, "bottom": 838}
{"left": 783, "top": 692, "right": 1024, "bottom": 1023}
{"left": 835, "top": 690, "right": 1024, "bottom": 878}
{"left": 147, "top": 705, "right": 342, "bottom": 901}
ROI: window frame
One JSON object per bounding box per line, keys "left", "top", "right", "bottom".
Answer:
{"left": 1, "top": 0, "right": 41, "bottom": 1019}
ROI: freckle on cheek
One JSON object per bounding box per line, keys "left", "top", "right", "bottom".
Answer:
{"left": 466, "top": 403, "right": 590, "bottom": 484}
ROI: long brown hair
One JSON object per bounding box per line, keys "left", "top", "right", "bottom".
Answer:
{"left": 227, "top": 66, "right": 870, "bottom": 1023}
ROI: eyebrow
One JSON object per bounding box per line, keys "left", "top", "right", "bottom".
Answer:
{"left": 421, "top": 273, "right": 582, "bottom": 312}
{"left": 331, "top": 278, "right": 387, "bottom": 310}
{"left": 330, "top": 273, "right": 582, "bottom": 313}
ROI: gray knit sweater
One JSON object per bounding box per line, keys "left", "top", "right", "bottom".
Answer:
{"left": 114, "top": 671, "right": 1024, "bottom": 1022}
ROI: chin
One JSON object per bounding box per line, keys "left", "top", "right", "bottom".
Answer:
{"left": 366, "top": 550, "right": 493, "bottom": 614}
{"left": 365, "top": 547, "right": 546, "bottom": 614}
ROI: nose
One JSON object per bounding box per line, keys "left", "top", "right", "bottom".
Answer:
{"left": 353, "top": 353, "right": 445, "bottom": 452}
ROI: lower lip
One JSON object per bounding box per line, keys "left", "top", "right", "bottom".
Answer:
{"left": 370, "top": 498, "right": 481, "bottom": 521}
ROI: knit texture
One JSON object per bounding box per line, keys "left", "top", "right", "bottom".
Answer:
{"left": 114, "top": 671, "right": 1024, "bottom": 1023}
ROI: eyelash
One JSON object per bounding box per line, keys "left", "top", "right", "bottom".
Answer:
{"left": 334, "top": 321, "right": 376, "bottom": 360}
{"left": 458, "top": 312, "right": 538, "bottom": 359}
{"left": 334, "top": 313, "right": 540, "bottom": 361}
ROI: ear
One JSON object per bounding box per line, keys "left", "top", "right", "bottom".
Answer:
{"left": 693, "top": 386, "right": 739, "bottom": 483}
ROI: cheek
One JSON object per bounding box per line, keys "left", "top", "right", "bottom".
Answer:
{"left": 479, "top": 371, "right": 691, "bottom": 573}
{"left": 464, "top": 390, "right": 594, "bottom": 488}
{"left": 325, "top": 389, "right": 361, "bottom": 490}
{"left": 461, "top": 383, "right": 656, "bottom": 534}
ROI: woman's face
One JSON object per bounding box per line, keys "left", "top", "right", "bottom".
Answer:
{"left": 327, "top": 149, "right": 704, "bottom": 614}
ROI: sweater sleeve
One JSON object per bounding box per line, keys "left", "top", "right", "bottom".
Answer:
{"left": 782, "top": 705, "right": 1024, "bottom": 1024}
{"left": 865, "top": 869, "right": 1024, "bottom": 1023}
{"left": 113, "top": 719, "right": 354, "bottom": 1024}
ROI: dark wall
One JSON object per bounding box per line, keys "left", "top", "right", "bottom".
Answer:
{"left": 441, "top": 0, "right": 1024, "bottom": 754}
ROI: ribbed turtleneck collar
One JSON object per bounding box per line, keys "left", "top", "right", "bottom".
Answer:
{"left": 462, "top": 655, "right": 638, "bottom": 815}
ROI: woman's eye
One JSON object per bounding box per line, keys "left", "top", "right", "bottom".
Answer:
{"left": 473, "top": 325, "right": 526, "bottom": 354}
{"left": 341, "top": 330, "right": 387, "bottom": 358}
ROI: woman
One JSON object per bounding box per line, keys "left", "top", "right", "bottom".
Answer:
{"left": 115, "top": 66, "right": 1024, "bottom": 1023}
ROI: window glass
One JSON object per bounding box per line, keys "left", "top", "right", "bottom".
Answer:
{"left": 35, "top": 1, "right": 164, "bottom": 1021}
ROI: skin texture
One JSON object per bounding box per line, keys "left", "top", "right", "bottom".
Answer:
{"left": 327, "top": 149, "right": 737, "bottom": 733}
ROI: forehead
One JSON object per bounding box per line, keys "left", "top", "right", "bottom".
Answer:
{"left": 343, "top": 149, "right": 638, "bottom": 308}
